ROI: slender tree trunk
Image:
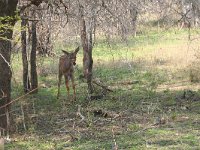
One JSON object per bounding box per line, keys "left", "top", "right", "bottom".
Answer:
{"left": 0, "top": 138, "right": 4, "bottom": 150}
{"left": 0, "top": 39, "right": 12, "bottom": 131}
{"left": 79, "top": 5, "right": 94, "bottom": 94}
{"left": 30, "top": 21, "right": 38, "bottom": 93}
{"left": 129, "top": 3, "right": 138, "bottom": 37}
{"left": 21, "top": 19, "right": 31, "bottom": 93}
{"left": 46, "top": 14, "right": 52, "bottom": 56}
{"left": 0, "top": 0, "right": 18, "bottom": 130}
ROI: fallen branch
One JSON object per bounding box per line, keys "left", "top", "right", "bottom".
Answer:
{"left": 93, "top": 109, "right": 120, "bottom": 119}
{"left": 117, "top": 80, "right": 139, "bottom": 85}
{"left": 0, "top": 87, "right": 39, "bottom": 110}
{"left": 112, "top": 127, "right": 118, "bottom": 150}
{"left": 76, "top": 105, "right": 85, "bottom": 122}
{"left": 92, "top": 80, "right": 113, "bottom": 92}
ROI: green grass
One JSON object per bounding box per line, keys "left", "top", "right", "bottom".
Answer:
{"left": 7, "top": 138, "right": 55, "bottom": 150}
{"left": 5, "top": 27, "right": 200, "bottom": 149}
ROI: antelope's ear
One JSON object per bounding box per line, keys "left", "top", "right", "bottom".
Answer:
{"left": 62, "top": 50, "right": 70, "bottom": 55}
{"left": 74, "top": 47, "right": 79, "bottom": 54}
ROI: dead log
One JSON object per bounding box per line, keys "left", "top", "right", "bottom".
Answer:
{"left": 93, "top": 109, "right": 120, "bottom": 118}
{"left": 92, "top": 80, "right": 113, "bottom": 92}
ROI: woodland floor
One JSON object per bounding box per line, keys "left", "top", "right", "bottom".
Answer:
{"left": 5, "top": 28, "right": 200, "bottom": 149}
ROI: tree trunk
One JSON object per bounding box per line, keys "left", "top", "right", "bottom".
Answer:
{"left": 0, "top": 138, "right": 4, "bottom": 150}
{"left": 30, "top": 21, "right": 38, "bottom": 93}
{"left": 21, "top": 19, "right": 31, "bottom": 93}
{"left": 0, "top": 39, "right": 12, "bottom": 131}
{"left": 79, "top": 5, "right": 94, "bottom": 94}
{"left": 0, "top": 0, "right": 18, "bottom": 130}
{"left": 129, "top": 3, "right": 138, "bottom": 37}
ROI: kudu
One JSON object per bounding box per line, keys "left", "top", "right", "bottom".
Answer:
{"left": 57, "top": 47, "right": 79, "bottom": 100}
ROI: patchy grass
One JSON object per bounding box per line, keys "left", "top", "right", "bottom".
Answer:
{"left": 5, "top": 28, "right": 200, "bottom": 149}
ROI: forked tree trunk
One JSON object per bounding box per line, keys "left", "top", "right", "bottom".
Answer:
{"left": 79, "top": 5, "right": 94, "bottom": 94}
{"left": 21, "top": 18, "right": 31, "bottom": 93}
{"left": 0, "top": 0, "right": 18, "bottom": 130}
{"left": 30, "top": 21, "right": 38, "bottom": 93}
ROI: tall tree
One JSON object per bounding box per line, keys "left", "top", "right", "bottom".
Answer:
{"left": 21, "top": 18, "right": 31, "bottom": 93}
{"left": 20, "top": 2, "right": 44, "bottom": 94}
{"left": 0, "top": 0, "right": 18, "bottom": 130}
{"left": 30, "top": 21, "right": 38, "bottom": 93}
{"left": 79, "top": 2, "right": 96, "bottom": 94}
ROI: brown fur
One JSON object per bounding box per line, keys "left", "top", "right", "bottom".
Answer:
{"left": 57, "top": 47, "right": 79, "bottom": 100}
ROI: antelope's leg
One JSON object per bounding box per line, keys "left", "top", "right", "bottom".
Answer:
{"left": 71, "top": 75, "right": 76, "bottom": 101}
{"left": 57, "top": 72, "right": 62, "bottom": 99}
{"left": 64, "top": 76, "right": 70, "bottom": 98}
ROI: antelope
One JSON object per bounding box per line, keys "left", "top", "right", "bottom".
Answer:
{"left": 57, "top": 47, "right": 79, "bottom": 100}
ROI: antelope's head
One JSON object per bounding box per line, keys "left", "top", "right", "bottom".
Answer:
{"left": 62, "top": 47, "right": 79, "bottom": 65}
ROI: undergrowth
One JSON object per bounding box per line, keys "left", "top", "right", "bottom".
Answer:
{"left": 6, "top": 28, "right": 200, "bottom": 150}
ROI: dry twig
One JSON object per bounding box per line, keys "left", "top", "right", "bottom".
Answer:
{"left": 76, "top": 105, "right": 85, "bottom": 122}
